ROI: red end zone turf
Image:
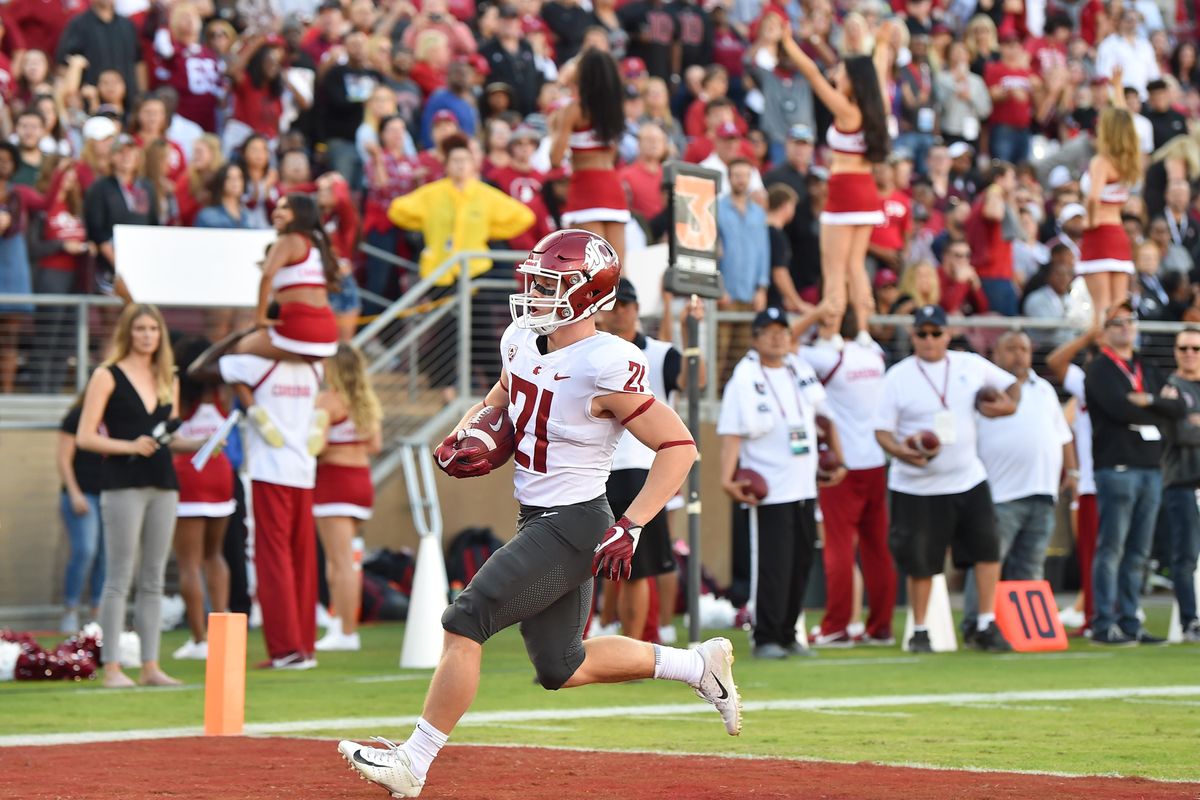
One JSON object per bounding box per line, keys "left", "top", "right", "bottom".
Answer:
{"left": 5, "top": 737, "right": 1197, "bottom": 800}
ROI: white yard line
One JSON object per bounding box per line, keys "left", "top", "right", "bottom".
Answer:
{"left": 6, "top": 684, "right": 1200, "bottom": 749}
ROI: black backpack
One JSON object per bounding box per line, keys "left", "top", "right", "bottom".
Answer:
{"left": 445, "top": 527, "right": 505, "bottom": 588}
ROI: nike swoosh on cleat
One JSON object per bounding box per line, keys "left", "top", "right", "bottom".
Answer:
{"left": 711, "top": 672, "right": 729, "bottom": 700}
{"left": 353, "top": 750, "right": 393, "bottom": 770}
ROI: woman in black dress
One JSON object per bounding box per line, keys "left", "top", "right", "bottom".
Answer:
{"left": 77, "top": 303, "right": 181, "bottom": 688}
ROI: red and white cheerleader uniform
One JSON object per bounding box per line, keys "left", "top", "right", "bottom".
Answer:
{"left": 1077, "top": 174, "right": 1133, "bottom": 275}
{"left": 313, "top": 417, "right": 375, "bottom": 520}
{"left": 269, "top": 239, "right": 339, "bottom": 358}
{"left": 561, "top": 125, "right": 630, "bottom": 226}
{"left": 819, "top": 126, "right": 886, "bottom": 227}
{"left": 173, "top": 396, "right": 236, "bottom": 518}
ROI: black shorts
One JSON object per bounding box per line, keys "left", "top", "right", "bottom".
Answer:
{"left": 441, "top": 495, "right": 612, "bottom": 690}
{"left": 606, "top": 468, "right": 676, "bottom": 580}
{"left": 888, "top": 480, "right": 1000, "bottom": 578}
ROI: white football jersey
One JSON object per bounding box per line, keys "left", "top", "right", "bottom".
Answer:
{"left": 612, "top": 335, "right": 678, "bottom": 472}
{"left": 501, "top": 322, "right": 652, "bottom": 507}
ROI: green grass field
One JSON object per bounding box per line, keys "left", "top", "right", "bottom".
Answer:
{"left": 5, "top": 606, "right": 1200, "bottom": 781}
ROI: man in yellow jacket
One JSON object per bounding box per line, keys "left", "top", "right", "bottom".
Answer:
{"left": 387, "top": 134, "right": 536, "bottom": 286}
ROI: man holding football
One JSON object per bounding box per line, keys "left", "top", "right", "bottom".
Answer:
{"left": 338, "top": 230, "right": 741, "bottom": 798}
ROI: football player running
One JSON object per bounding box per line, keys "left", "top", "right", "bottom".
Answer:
{"left": 338, "top": 230, "right": 741, "bottom": 797}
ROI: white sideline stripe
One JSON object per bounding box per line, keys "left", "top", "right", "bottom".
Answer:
{"left": 5, "top": 684, "right": 1200, "bottom": 749}
{"left": 444, "top": 741, "right": 1200, "bottom": 783}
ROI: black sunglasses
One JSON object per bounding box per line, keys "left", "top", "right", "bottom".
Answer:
{"left": 1177, "top": 345, "right": 1200, "bottom": 353}
{"left": 915, "top": 329, "right": 945, "bottom": 339}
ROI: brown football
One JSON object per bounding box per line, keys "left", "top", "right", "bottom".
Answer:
{"left": 975, "top": 386, "right": 1003, "bottom": 409}
{"left": 907, "top": 430, "right": 940, "bottom": 456}
{"left": 457, "top": 405, "right": 516, "bottom": 470}
{"left": 733, "top": 468, "right": 768, "bottom": 501}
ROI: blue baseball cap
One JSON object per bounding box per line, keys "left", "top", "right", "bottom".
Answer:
{"left": 752, "top": 307, "right": 789, "bottom": 334}
{"left": 913, "top": 304, "right": 948, "bottom": 328}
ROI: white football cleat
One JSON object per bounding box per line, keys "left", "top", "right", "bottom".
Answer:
{"left": 316, "top": 631, "right": 361, "bottom": 652}
{"left": 172, "top": 639, "right": 208, "bottom": 660}
{"left": 691, "top": 637, "right": 742, "bottom": 736}
{"left": 338, "top": 738, "right": 425, "bottom": 798}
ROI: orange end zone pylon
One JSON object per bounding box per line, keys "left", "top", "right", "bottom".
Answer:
{"left": 204, "top": 612, "right": 248, "bottom": 735}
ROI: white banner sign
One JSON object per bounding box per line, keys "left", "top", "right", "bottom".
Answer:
{"left": 114, "top": 225, "right": 277, "bottom": 307}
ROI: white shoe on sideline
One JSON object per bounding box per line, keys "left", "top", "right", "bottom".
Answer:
{"left": 691, "top": 637, "right": 742, "bottom": 736}
{"left": 172, "top": 639, "right": 208, "bottom": 660}
{"left": 1058, "top": 607, "right": 1086, "bottom": 629}
{"left": 657, "top": 625, "right": 677, "bottom": 645}
{"left": 586, "top": 619, "right": 619, "bottom": 639}
{"left": 338, "top": 738, "right": 425, "bottom": 798}
{"left": 316, "top": 631, "right": 361, "bottom": 652}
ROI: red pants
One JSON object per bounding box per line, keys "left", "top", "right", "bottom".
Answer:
{"left": 252, "top": 481, "right": 317, "bottom": 659}
{"left": 1077, "top": 494, "right": 1098, "bottom": 628}
{"left": 817, "top": 467, "right": 896, "bottom": 638}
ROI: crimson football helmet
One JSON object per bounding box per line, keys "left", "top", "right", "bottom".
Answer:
{"left": 510, "top": 229, "right": 621, "bottom": 334}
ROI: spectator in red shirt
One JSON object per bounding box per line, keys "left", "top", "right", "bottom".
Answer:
{"left": 985, "top": 31, "right": 1038, "bottom": 165}
{"left": 619, "top": 121, "right": 667, "bottom": 221}
{"left": 131, "top": 94, "right": 187, "bottom": 184}
{"left": 150, "top": 3, "right": 222, "bottom": 133}
{"left": 966, "top": 160, "right": 1020, "bottom": 315}
{"left": 682, "top": 97, "right": 754, "bottom": 163}
{"left": 400, "top": 0, "right": 477, "bottom": 60}
{"left": 683, "top": 66, "right": 748, "bottom": 138}
{"left": 225, "top": 34, "right": 286, "bottom": 152}
{"left": 1026, "top": 13, "right": 1071, "bottom": 76}
{"left": 487, "top": 124, "right": 551, "bottom": 250}
{"left": 8, "top": 0, "right": 86, "bottom": 60}
{"left": 301, "top": 0, "right": 346, "bottom": 66}
{"left": 175, "top": 132, "right": 223, "bottom": 227}
{"left": 409, "top": 27, "right": 451, "bottom": 96}
{"left": 938, "top": 240, "right": 989, "bottom": 316}
{"left": 362, "top": 114, "right": 422, "bottom": 312}
{"left": 868, "top": 160, "right": 911, "bottom": 275}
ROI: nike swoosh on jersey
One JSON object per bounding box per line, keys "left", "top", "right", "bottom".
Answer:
{"left": 553, "top": 374, "right": 570, "bottom": 380}
{"left": 711, "top": 672, "right": 729, "bottom": 700}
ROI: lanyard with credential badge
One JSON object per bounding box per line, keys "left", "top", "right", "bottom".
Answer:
{"left": 1101, "top": 346, "right": 1144, "bottom": 392}
{"left": 915, "top": 358, "right": 950, "bottom": 409}
{"left": 759, "top": 362, "right": 809, "bottom": 455}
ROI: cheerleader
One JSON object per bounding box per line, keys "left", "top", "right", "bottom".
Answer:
{"left": 313, "top": 343, "right": 382, "bottom": 652}
{"left": 1080, "top": 103, "right": 1141, "bottom": 324}
{"left": 781, "top": 23, "right": 893, "bottom": 348}
{"left": 550, "top": 48, "right": 630, "bottom": 265}
{"left": 227, "top": 192, "right": 339, "bottom": 448}
{"left": 169, "top": 338, "right": 234, "bottom": 660}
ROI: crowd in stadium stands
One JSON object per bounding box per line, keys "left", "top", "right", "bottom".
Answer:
{"left": 13, "top": 0, "right": 1200, "bottom": 671}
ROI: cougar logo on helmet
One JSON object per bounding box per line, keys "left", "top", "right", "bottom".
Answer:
{"left": 510, "top": 229, "right": 622, "bottom": 335}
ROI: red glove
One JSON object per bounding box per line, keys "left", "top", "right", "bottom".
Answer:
{"left": 592, "top": 516, "right": 643, "bottom": 581}
{"left": 433, "top": 433, "right": 492, "bottom": 479}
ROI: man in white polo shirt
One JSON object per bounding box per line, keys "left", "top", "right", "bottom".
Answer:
{"left": 801, "top": 309, "right": 896, "bottom": 647}
{"left": 194, "top": 344, "right": 325, "bottom": 670}
{"left": 966, "top": 330, "right": 1076, "bottom": 637}
{"left": 718, "top": 307, "right": 846, "bottom": 659}
{"left": 873, "top": 305, "right": 1019, "bottom": 653}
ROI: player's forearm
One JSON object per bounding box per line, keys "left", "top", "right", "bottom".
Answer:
{"left": 623, "top": 444, "right": 697, "bottom": 525}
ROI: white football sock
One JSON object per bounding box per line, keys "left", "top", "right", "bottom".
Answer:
{"left": 913, "top": 624, "right": 928, "bottom": 633}
{"left": 977, "top": 612, "right": 995, "bottom": 632}
{"left": 652, "top": 644, "right": 704, "bottom": 685}
{"left": 400, "top": 717, "right": 449, "bottom": 781}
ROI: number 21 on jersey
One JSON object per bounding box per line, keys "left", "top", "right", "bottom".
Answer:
{"left": 510, "top": 375, "right": 553, "bottom": 473}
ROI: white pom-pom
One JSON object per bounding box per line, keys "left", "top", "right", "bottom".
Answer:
{"left": 118, "top": 632, "right": 142, "bottom": 668}
{"left": 0, "top": 640, "right": 20, "bottom": 681}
